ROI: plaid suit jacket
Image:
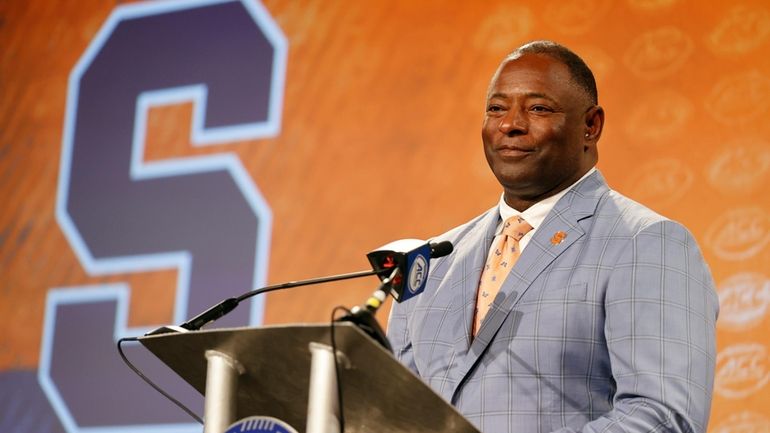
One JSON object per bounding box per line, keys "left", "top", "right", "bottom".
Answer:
{"left": 387, "top": 171, "right": 718, "bottom": 433}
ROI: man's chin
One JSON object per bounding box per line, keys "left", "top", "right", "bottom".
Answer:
{"left": 493, "top": 170, "right": 539, "bottom": 192}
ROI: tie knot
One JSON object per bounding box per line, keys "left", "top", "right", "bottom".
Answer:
{"left": 502, "top": 215, "right": 533, "bottom": 241}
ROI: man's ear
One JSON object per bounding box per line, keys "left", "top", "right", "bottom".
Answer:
{"left": 584, "top": 105, "right": 605, "bottom": 142}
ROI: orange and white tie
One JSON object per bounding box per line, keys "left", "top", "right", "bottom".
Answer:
{"left": 473, "top": 215, "right": 533, "bottom": 335}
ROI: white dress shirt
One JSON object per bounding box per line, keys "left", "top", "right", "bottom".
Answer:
{"left": 493, "top": 167, "right": 596, "bottom": 253}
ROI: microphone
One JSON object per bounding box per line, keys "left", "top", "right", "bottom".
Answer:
{"left": 366, "top": 239, "right": 453, "bottom": 303}
{"left": 337, "top": 240, "right": 453, "bottom": 351}
{"left": 430, "top": 240, "right": 454, "bottom": 258}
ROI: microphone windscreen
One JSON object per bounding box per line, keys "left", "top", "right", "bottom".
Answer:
{"left": 366, "top": 239, "right": 432, "bottom": 303}
{"left": 429, "top": 241, "right": 453, "bottom": 258}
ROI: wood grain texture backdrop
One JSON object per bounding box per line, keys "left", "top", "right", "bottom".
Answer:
{"left": 1, "top": 0, "right": 770, "bottom": 429}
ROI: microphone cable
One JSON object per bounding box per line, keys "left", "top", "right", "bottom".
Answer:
{"left": 119, "top": 269, "right": 386, "bottom": 427}
{"left": 117, "top": 337, "right": 203, "bottom": 424}
{"left": 120, "top": 306, "right": 358, "bottom": 431}
{"left": 327, "top": 267, "right": 400, "bottom": 432}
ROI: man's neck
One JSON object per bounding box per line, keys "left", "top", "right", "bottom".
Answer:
{"left": 502, "top": 167, "right": 597, "bottom": 212}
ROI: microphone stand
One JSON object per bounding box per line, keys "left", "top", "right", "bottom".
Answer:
{"left": 147, "top": 268, "right": 391, "bottom": 335}
{"left": 335, "top": 267, "right": 400, "bottom": 352}
{"left": 149, "top": 240, "right": 452, "bottom": 335}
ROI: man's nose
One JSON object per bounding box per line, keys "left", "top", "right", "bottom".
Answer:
{"left": 498, "top": 108, "right": 527, "bottom": 136}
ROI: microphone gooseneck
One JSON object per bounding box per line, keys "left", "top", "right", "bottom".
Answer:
{"left": 335, "top": 267, "right": 401, "bottom": 352}
{"left": 168, "top": 268, "right": 391, "bottom": 333}
{"left": 338, "top": 240, "right": 454, "bottom": 351}
{"left": 152, "top": 240, "right": 454, "bottom": 335}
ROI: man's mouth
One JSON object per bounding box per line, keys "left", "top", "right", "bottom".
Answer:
{"left": 496, "top": 146, "right": 535, "bottom": 157}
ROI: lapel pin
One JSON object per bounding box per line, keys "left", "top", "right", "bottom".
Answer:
{"left": 551, "top": 231, "right": 567, "bottom": 245}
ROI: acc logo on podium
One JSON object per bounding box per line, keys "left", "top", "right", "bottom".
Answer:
{"left": 226, "top": 416, "right": 299, "bottom": 433}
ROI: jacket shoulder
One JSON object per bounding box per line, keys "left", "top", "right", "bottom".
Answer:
{"left": 597, "top": 189, "right": 673, "bottom": 234}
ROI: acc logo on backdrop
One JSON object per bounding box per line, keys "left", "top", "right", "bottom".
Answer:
{"left": 625, "top": 159, "right": 694, "bottom": 210}
{"left": 472, "top": 5, "right": 533, "bottom": 52}
{"left": 707, "top": 4, "right": 770, "bottom": 55}
{"left": 717, "top": 273, "right": 770, "bottom": 331}
{"left": 544, "top": 0, "right": 612, "bottom": 35}
{"left": 715, "top": 343, "right": 770, "bottom": 399}
{"left": 707, "top": 137, "right": 770, "bottom": 195}
{"left": 706, "top": 70, "right": 770, "bottom": 126}
{"left": 711, "top": 411, "right": 770, "bottom": 433}
{"left": 705, "top": 207, "right": 770, "bottom": 261}
{"left": 624, "top": 90, "right": 693, "bottom": 145}
{"left": 623, "top": 26, "right": 693, "bottom": 80}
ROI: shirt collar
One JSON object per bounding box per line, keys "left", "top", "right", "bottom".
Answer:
{"left": 496, "top": 167, "right": 596, "bottom": 234}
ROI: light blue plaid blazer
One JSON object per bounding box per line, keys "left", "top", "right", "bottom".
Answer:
{"left": 387, "top": 171, "right": 718, "bottom": 433}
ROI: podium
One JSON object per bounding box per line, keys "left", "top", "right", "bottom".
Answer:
{"left": 139, "top": 323, "right": 480, "bottom": 433}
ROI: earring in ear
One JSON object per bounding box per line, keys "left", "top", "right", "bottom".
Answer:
{"left": 585, "top": 133, "right": 590, "bottom": 138}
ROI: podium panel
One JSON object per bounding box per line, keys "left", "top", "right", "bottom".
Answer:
{"left": 139, "top": 323, "right": 479, "bottom": 433}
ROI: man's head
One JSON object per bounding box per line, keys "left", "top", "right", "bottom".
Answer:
{"left": 482, "top": 40, "right": 604, "bottom": 211}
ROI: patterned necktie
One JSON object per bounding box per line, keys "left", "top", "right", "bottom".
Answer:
{"left": 473, "top": 215, "right": 533, "bottom": 336}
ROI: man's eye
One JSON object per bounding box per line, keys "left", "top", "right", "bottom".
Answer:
{"left": 487, "top": 105, "right": 504, "bottom": 112}
{"left": 531, "top": 105, "right": 552, "bottom": 112}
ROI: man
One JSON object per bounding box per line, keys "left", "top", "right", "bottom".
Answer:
{"left": 387, "top": 41, "right": 718, "bottom": 433}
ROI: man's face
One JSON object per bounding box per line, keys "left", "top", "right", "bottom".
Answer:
{"left": 482, "top": 53, "right": 599, "bottom": 210}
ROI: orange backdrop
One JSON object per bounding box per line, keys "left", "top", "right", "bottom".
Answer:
{"left": 2, "top": 0, "right": 769, "bottom": 430}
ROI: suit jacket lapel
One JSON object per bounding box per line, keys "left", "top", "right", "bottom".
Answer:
{"left": 452, "top": 171, "right": 610, "bottom": 394}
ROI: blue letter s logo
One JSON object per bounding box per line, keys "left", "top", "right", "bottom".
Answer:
{"left": 39, "top": 1, "right": 286, "bottom": 432}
